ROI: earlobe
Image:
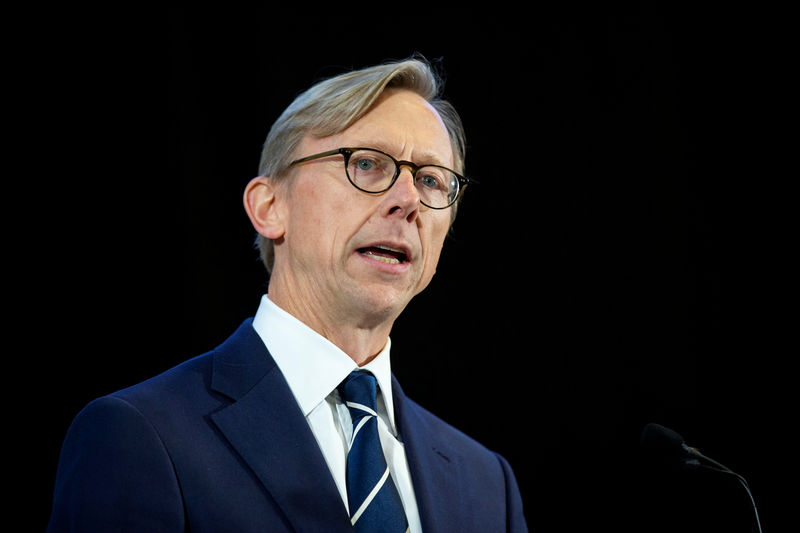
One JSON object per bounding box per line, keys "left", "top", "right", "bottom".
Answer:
{"left": 243, "top": 176, "right": 286, "bottom": 239}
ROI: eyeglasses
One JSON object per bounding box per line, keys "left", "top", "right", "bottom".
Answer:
{"left": 288, "top": 147, "right": 471, "bottom": 209}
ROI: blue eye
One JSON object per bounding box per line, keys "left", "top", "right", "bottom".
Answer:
{"left": 419, "top": 174, "right": 442, "bottom": 190}
{"left": 356, "top": 158, "right": 375, "bottom": 171}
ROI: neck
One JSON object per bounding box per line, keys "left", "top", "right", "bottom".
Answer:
{"left": 267, "top": 280, "right": 395, "bottom": 367}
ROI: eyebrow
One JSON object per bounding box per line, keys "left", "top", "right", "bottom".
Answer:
{"left": 351, "top": 140, "right": 451, "bottom": 168}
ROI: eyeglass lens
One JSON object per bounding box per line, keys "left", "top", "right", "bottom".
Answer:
{"left": 346, "top": 149, "right": 458, "bottom": 208}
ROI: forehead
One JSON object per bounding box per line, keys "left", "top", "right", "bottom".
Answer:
{"left": 308, "top": 89, "right": 454, "bottom": 167}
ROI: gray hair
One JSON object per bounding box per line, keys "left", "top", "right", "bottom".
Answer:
{"left": 255, "top": 57, "right": 466, "bottom": 272}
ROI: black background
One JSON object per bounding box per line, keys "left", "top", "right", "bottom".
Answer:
{"left": 24, "top": 3, "right": 791, "bottom": 531}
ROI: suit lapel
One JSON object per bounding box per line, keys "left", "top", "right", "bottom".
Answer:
{"left": 392, "top": 376, "right": 468, "bottom": 532}
{"left": 208, "top": 320, "right": 352, "bottom": 532}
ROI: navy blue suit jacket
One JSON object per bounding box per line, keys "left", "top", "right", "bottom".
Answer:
{"left": 48, "top": 319, "right": 528, "bottom": 532}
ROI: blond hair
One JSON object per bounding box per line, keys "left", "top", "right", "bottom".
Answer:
{"left": 255, "top": 57, "right": 466, "bottom": 272}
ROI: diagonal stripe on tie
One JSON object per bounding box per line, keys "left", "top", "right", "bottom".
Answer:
{"left": 346, "top": 401, "right": 378, "bottom": 417}
{"left": 339, "top": 371, "right": 408, "bottom": 532}
{"left": 350, "top": 464, "right": 391, "bottom": 524}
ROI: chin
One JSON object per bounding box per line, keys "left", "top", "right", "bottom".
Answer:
{"left": 352, "top": 288, "right": 413, "bottom": 327}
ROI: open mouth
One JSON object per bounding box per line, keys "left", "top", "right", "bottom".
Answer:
{"left": 357, "top": 245, "right": 409, "bottom": 265}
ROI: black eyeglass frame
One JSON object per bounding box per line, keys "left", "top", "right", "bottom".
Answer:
{"left": 288, "top": 147, "right": 472, "bottom": 209}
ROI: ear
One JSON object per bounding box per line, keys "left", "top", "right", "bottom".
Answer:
{"left": 243, "top": 176, "right": 286, "bottom": 239}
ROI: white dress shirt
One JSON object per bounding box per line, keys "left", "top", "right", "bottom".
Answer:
{"left": 251, "top": 294, "right": 422, "bottom": 532}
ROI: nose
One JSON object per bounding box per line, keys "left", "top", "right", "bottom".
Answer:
{"left": 384, "top": 166, "right": 420, "bottom": 222}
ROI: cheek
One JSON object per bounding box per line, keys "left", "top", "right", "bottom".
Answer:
{"left": 292, "top": 180, "right": 355, "bottom": 264}
{"left": 292, "top": 175, "right": 346, "bottom": 226}
{"left": 285, "top": 182, "right": 335, "bottom": 260}
{"left": 419, "top": 220, "right": 450, "bottom": 282}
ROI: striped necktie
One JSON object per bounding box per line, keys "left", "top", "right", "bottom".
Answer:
{"left": 339, "top": 371, "right": 408, "bottom": 532}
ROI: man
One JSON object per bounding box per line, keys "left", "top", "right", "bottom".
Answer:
{"left": 48, "top": 57, "right": 528, "bottom": 532}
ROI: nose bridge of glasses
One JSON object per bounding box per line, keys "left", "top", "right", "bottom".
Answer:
{"left": 392, "top": 161, "right": 422, "bottom": 195}
{"left": 395, "top": 161, "right": 427, "bottom": 189}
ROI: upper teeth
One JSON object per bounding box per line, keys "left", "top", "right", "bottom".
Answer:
{"left": 377, "top": 246, "right": 403, "bottom": 253}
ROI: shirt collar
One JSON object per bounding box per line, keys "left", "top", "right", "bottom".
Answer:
{"left": 251, "top": 294, "right": 397, "bottom": 430}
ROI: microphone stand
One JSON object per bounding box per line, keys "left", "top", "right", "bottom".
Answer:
{"left": 682, "top": 445, "right": 763, "bottom": 533}
{"left": 642, "top": 423, "right": 764, "bottom": 533}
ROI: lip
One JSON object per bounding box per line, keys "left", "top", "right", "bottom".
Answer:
{"left": 355, "top": 241, "right": 413, "bottom": 272}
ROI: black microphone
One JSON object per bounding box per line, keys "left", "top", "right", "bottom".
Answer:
{"left": 640, "top": 423, "right": 763, "bottom": 533}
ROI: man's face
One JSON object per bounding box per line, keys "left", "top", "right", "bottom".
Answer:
{"left": 271, "top": 89, "right": 455, "bottom": 328}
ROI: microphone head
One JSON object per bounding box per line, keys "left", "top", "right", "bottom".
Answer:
{"left": 640, "top": 422, "right": 688, "bottom": 462}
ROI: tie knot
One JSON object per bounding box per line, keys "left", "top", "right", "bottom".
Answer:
{"left": 339, "top": 371, "right": 378, "bottom": 413}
